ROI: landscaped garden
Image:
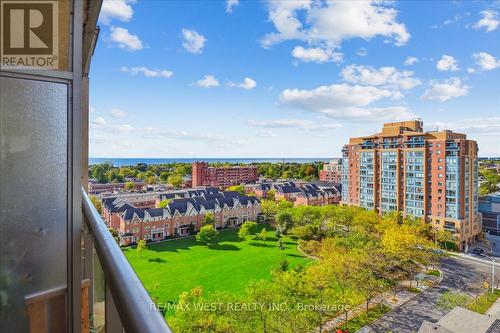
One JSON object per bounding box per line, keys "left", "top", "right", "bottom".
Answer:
{"left": 124, "top": 225, "right": 309, "bottom": 308}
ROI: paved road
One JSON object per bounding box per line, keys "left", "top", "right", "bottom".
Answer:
{"left": 367, "top": 256, "right": 492, "bottom": 333}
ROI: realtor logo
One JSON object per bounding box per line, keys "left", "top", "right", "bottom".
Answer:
{"left": 1, "top": 1, "right": 58, "bottom": 69}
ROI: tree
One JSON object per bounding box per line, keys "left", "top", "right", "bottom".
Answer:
{"left": 108, "top": 228, "right": 120, "bottom": 245}
{"left": 238, "top": 221, "right": 258, "bottom": 239}
{"left": 89, "top": 195, "right": 102, "bottom": 214}
{"left": 257, "top": 228, "right": 267, "bottom": 241}
{"left": 168, "top": 174, "right": 183, "bottom": 188}
{"left": 226, "top": 184, "right": 245, "bottom": 194}
{"left": 277, "top": 238, "right": 284, "bottom": 251}
{"left": 278, "top": 259, "right": 289, "bottom": 272}
{"left": 436, "top": 230, "right": 459, "bottom": 251}
{"left": 196, "top": 225, "right": 219, "bottom": 245}
{"left": 202, "top": 212, "right": 215, "bottom": 226}
{"left": 146, "top": 175, "right": 157, "bottom": 185}
{"left": 266, "top": 189, "right": 276, "bottom": 201}
{"left": 158, "top": 199, "right": 172, "bottom": 208}
{"left": 137, "top": 239, "right": 147, "bottom": 257}
{"left": 276, "top": 211, "right": 293, "bottom": 234}
{"left": 124, "top": 181, "right": 134, "bottom": 190}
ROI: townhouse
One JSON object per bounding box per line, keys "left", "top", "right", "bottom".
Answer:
{"left": 102, "top": 188, "right": 261, "bottom": 245}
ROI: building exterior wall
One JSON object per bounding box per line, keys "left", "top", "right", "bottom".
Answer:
{"left": 192, "top": 161, "right": 258, "bottom": 188}
{"left": 117, "top": 204, "right": 261, "bottom": 246}
{"left": 320, "top": 158, "right": 342, "bottom": 182}
{"left": 341, "top": 120, "right": 481, "bottom": 247}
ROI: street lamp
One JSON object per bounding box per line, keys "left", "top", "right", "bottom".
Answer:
{"left": 481, "top": 253, "right": 496, "bottom": 293}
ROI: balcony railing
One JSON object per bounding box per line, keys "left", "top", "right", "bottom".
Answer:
{"left": 82, "top": 189, "right": 172, "bottom": 333}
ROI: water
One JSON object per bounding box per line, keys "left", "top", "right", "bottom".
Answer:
{"left": 89, "top": 157, "right": 332, "bottom": 167}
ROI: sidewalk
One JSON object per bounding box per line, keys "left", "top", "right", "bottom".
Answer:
{"left": 318, "top": 275, "right": 439, "bottom": 333}
{"left": 486, "top": 297, "right": 500, "bottom": 317}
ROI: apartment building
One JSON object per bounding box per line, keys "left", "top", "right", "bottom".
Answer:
{"left": 192, "top": 161, "right": 259, "bottom": 188}
{"left": 103, "top": 188, "right": 261, "bottom": 245}
{"left": 320, "top": 158, "right": 343, "bottom": 182}
{"left": 341, "top": 120, "right": 481, "bottom": 247}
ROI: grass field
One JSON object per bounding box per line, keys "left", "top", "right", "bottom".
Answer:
{"left": 124, "top": 226, "right": 310, "bottom": 307}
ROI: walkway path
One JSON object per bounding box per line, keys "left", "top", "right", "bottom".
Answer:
{"left": 362, "top": 256, "right": 492, "bottom": 333}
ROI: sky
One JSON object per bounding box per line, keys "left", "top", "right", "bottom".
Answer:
{"left": 89, "top": 0, "right": 500, "bottom": 158}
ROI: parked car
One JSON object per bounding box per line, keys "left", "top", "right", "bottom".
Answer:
{"left": 473, "top": 248, "right": 484, "bottom": 255}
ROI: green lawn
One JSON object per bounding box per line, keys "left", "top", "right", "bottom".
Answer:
{"left": 469, "top": 289, "right": 500, "bottom": 314}
{"left": 341, "top": 304, "right": 391, "bottom": 332}
{"left": 124, "top": 226, "right": 310, "bottom": 307}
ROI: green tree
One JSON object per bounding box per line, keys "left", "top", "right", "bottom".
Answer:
{"left": 257, "top": 228, "right": 268, "bottom": 241}
{"left": 277, "top": 237, "right": 284, "bottom": 251}
{"left": 158, "top": 199, "right": 172, "bottom": 208}
{"left": 266, "top": 189, "right": 276, "bottom": 201}
{"left": 278, "top": 259, "right": 289, "bottom": 272}
{"left": 89, "top": 195, "right": 102, "bottom": 214}
{"left": 238, "top": 221, "right": 258, "bottom": 239}
{"left": 137, "top": 239, "right": 147, "bottom": 258}
{"left": 124, "top": 181, "right": 134, "bottom": 190}
{"left": 226, "top": 184, "right": 245, "bottom": 194}
{"left": 202, "top": 212, "right": 215, "bottom": 226}
{"left": 108, "top": 228, "right": 120, "bottom": 245}
{"left": 168, "top": 174, "right": 183, "bottom": 188}
{"left": 276, "top": 211, "right": 293, "bottom": 234}
{"left": 196, "top": 225, "right": 219, "bottom": 245}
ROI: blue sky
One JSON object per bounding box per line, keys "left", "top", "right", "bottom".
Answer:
{"left": 89, "top": 0, "right": 500, "bottom": 158}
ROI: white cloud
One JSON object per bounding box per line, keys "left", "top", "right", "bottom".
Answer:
{"left": 467, "top": 67, "right": 476, "bottom": 74}
{"left": 431, "top": 13, "right": 467, "bottom": 29}
{"left": 181, "top": 29, "right": 206, "bottom": 54}
{"left": 430, "top": 117, "right": 500, "bottom": 135}
{"left": 226, "top": 0, "right": 239, "bottom": 14}
{"left": 404, "top": 56, "right": 418, "bottom": 66}
{"left": 473, "top": 10, "right": 499, "bottom": 32}
{"left": 110, "top": 109, "right": 127, "bottom": 118}
{"left": 109, "top": 27, "right": 143, "bottom": 51}
{"left": 341, "top": 65, "right": 421, "bottom": 90}
{"left": 261, "top": 0, "right": 410, "bottom": 50}
{"left": 356, "top": 48, "right": 368, "bottom": 57}
{"left": 279, "top": 83, "right": 414, "bottom": 121}
{"left": 99, "top": 0, "right": 134, "bottom": 25}
{"left": 89, "top": 106, "right": 96, "bottom": 113}
{"left": 91, "top": 117, "right": 107, "bottom": 125}
{"left": 421, "top": 77, "right": 469, "bottom": 102}
{"left": 196, "top": 75, "right": 220, "bottom": 88}
{"left": 472, "top": 52, "right": 500, "bottom": 71}
{"left": 228, "top": 77, "right": 257, "bottom": 90}
{"left": 436, "top": 55, "right": 459, "bottom": 71}
{"left": 120, "top": 66, "right": 173, "bottom": 78}
{"left": 248, "top": 118, "right": 342, "bottom": 131}
{"left": 291, "top": 46, "right": 343, "bottom": 63}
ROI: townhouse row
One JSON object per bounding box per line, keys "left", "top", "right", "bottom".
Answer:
{"left": 102, "top": 188, "right": 261, "bottom": 245}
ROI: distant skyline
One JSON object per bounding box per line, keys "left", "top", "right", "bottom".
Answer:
{"left": 90, "top": 0, "right": 500, "bottom": 158}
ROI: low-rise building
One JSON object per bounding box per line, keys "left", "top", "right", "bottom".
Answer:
{"left": 247, "top": 181, "right": 341, "bottom": 206}
{"left": 479, "top": 193, "right": 500, "bottom": 236}
{"left": 418, "top": 306, "right": 500, "bottom": 333}
{"left": 88, "top": 181, "right": 146, "bottom": 194}
{"left": 102, "top": 188, "right": 261, "bottom": 245}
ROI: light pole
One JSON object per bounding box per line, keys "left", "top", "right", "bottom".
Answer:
{"left": 481, "top": 253, "right": 496, "bottom": 293}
